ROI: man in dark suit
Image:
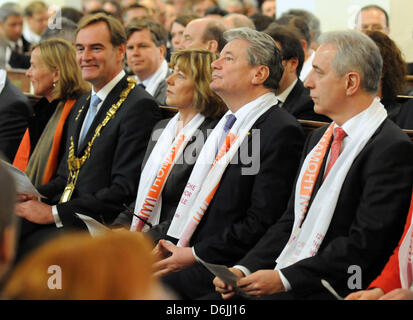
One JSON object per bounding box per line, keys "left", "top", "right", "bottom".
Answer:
{"left": 0, "top": 36, "right": 31, "bottom": 163}
{"left": 0, "top": 3, "right": 30, "bottom": 69}
{"left": 213, "top": 30, "right": 413, "bottom": 300}
{"left": 15, "top": 13, "right": 161, "bottom": 259}
{"left": 153, "top": 28, "right": 305, "bottom": 299}
{"left": 265, "top": 24, "right": 330, "bottom": 122}
{"left": 0, "top": 72, "right": 31, "bottom": 162}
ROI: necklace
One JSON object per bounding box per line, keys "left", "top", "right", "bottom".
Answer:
{"left": 60, "top": 77, "right": 137, "bottom": 203}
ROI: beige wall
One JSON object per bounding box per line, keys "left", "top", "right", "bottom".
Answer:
{"left": 390, "top": 0, "right": 413, "bottom": 62}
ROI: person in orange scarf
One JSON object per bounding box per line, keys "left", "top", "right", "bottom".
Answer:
{"left": 13, "top": 38, "right": 89, "bottom": 187}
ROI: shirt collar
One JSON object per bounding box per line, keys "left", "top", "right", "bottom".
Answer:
{"left": 300, "top": 50, "right": 315, "bottom": 81}
{"left": 137, "top": 60, "right": 169, "bottom": 95}
{"left": 336, "top": 99, "right": 377, "bottom": 141}
{"left": 8, "top": 38, "right": 23, "bottom": 51}
{"left": 228, "top": 92, "right": 277, "bottom": 123}
{"left": 92, "top": 70, "right": 126, "bottom": 103}
{"left": 277, "top": 79, "right": 298, "bottom": 103}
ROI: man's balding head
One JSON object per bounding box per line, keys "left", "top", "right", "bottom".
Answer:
{"left": 182, "top": 17, "right": 226, "bottom": 53}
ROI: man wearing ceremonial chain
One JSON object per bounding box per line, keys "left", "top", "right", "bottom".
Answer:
{"left": 15, "top": 13, "right": 161, "bottom": 259}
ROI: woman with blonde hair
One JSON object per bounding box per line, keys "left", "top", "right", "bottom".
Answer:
{"left": 13, "top": 38, "right": 90, "bottom": 187}
{"left": 115, "top": 49, "right": 227, "bottom": 243}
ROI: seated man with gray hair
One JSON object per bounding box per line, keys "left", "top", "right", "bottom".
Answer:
{"left": 154, "top": 27, "right": 305, "bottom": 299}
{"left": 213, "top": 30, "right": 413, "bottom": 300}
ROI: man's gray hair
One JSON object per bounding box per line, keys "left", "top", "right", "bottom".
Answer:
{"left": 319, "top": 30, "right": 383, "bottom": 94}
{"left": 0, "top": 2, "right": 22, "bottom": 23}
{"left": 223, "top": 27, "right": 283, "bottom": 91}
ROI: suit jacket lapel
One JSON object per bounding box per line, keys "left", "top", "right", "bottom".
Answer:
{"left": 283, "top": 80, "right": 303, "bottom": 114}
{"left": 237, "top": 104, "right": 276, "bottom": 158}
{"left": 71, "top": 94, "right": 90, "bottom": 156}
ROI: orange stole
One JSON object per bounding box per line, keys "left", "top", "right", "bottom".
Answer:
{"left": 12, "top": 99, "right": 76, "bottom": 184}
{"left": 42, "top": 99, "right": 76, "bottom": 184}
{"left": 13, "top": 130, "right": 31, "bottom": 171}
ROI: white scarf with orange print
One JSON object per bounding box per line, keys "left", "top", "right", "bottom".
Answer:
{"left": 130, "top": 112, "right": 205, "bottom": 231}
{"left": 167, "top": 93, "right": 279, "bottom": 247}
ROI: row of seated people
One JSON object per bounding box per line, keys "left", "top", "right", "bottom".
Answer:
{"left": 0, "top": 12, "right": 412, "bottom": 300}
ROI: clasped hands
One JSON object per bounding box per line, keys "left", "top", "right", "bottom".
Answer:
{"left": 15, "top": 193, "right": 54, "bottom": 224}
{"left": 213, "top": 268, "right": 285, "bottom": 299}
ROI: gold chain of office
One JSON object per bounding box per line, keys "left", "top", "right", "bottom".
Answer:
{"left": 60, "top": 77, "right": 137, "bottom": 203}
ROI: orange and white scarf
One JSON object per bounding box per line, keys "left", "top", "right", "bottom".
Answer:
{"left": 130, "top": 113, "right": 205, "bottom": 231}
{"left": 276, "top": 98, "right": 387, "bottom": 269}
{"left": 167, "top": 93, "right": 279, "bottom": 247}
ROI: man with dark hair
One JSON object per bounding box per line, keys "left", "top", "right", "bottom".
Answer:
{"left": 264, "top": 24, "right": 329, "bottom": 122}
{"left": 286, "top": 8, "right": 321, "bottom": 50}
{"left": 15, "top": 13, "right": 161, "bottom": 260}
{"left": 355, "top": 5, "right": 389, "bottom": 35}
{"left": 0, "top": 36, "right": 31, "bottom": 162}
{"left": 182, "top": 17, "right": 226, "bottom": 54}
{"left": 276, "top": 14, "right": 314, "bottom": 81}
{"left": 0, "top": 2, "right": 31, "bottom": 69}
{"left": 126, "top": 18, "right": 170, "bottom": 105}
